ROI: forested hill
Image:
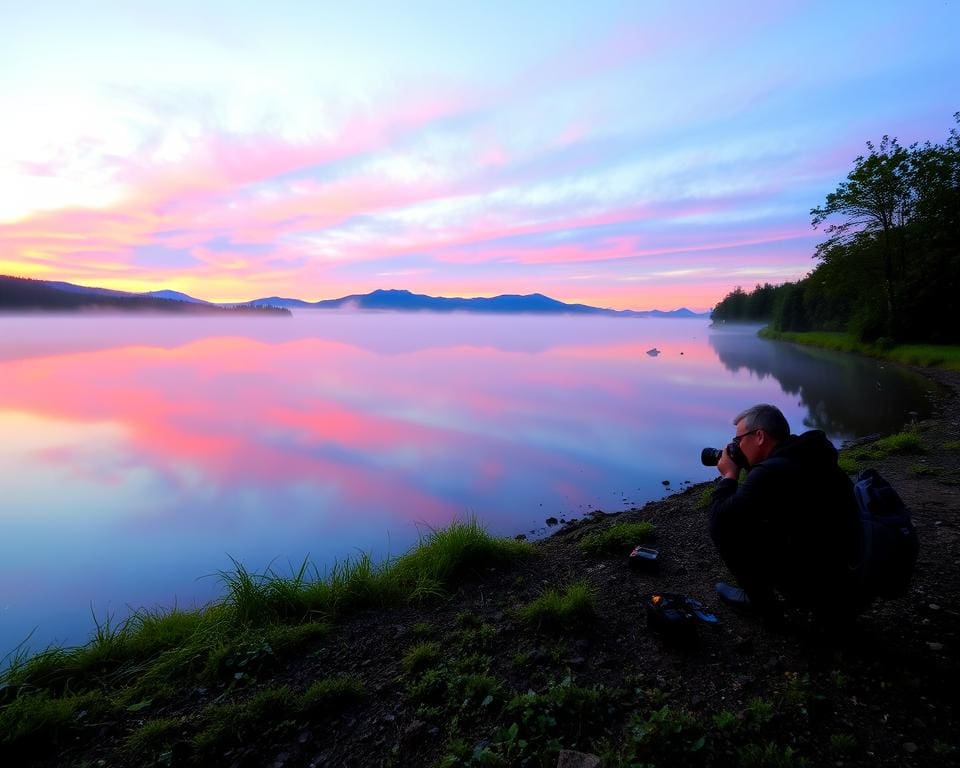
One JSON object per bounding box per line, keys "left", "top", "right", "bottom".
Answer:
{"left": 712, "top": 114, "right": 959, "bottom": 345}
{"left": 0, "top": 276, "right": 289, "bottom": 315}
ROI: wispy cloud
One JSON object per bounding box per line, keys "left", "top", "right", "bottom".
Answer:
{"left": 1, "top": 1, "right": 957, "bottom": 309}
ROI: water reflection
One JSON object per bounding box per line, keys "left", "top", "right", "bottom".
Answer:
{"left": 708, "top": 324, "right": 935, "bottom": 438}
{"left": 0, "top": 314, "right": 934, "bottom": 654}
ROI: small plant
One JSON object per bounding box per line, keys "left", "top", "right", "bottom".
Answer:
{"left": 579, "top": 521, "right": 655, "bottom": 556}
{"left": 194, "top": 686, "right": 298, "bottom": 755}
{"left": 408, "top": 668, "right": 450, "bottom": 705}
{"left": 830, "top": 732, "right": 857, "bottom": 755}
{"left": 737, "top": 741, "right": 803, "bottom": 767}
{"left": 695, "top": 487, "right": 714, "bottom": 511}
{"left": 517, "top": 582, "right": 596, "bottom": 632}
{"left": 302, "top": 675, "right": 365, "bottom": 715}
{"left": 411, "top": 621, "right": 434, "bottom": 639}
{"left": 403, "top": 641, "right": 442, "bottom": 674}
{"left": 743, "top": 697, "right": 776, "bottom": 728}
{"left": 713, "top": 709, "right": 739, "bottom": 732}
{"left": 626, "top": 705, "right": 706, "bottom": 763}
{"left": 124, "top": 717, "right": 182, "bottom": 755}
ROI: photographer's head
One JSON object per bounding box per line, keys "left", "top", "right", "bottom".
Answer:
{"left": 731, "top": 404, "right": 789, "bottom": 466}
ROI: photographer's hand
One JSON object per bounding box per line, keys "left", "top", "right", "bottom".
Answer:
{"left": 717, "top": 448, "right": 739, "bottom": 480}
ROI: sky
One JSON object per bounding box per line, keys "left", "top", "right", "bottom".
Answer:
{"left": 2, "top": 1, "right": 958, "bottom": 311}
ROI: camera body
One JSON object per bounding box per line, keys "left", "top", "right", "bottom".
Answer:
{"left": 701, "top": 442, "right": 748, "bottom": 469}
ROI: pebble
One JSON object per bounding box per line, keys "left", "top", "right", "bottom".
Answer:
{"left": 903, "top": 742, "right": 918, "bottom": 754}
{"left": 929, "top": 603, "right": 941, "bottom": 611}
{"left": 927, "top": 642, "right": 944, "bottom": 651}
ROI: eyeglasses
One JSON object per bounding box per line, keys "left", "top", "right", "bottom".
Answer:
{"left": 732, "top": 428, "right": 760, "bottom": 447}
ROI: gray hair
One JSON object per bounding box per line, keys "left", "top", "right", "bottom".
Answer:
{"left": 733, "top": 404, "right": 790, "bottom": 441}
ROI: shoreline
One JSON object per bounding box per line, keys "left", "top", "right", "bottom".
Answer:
{"left": 3, "top": 363, "right": 958, "bottom": 766}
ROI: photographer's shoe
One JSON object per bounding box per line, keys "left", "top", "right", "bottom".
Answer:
{"left": 715, "top": 581, "right": 752, "bottom": 608}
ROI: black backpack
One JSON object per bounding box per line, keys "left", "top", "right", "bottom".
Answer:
{"left": 853, "top": 468, "right": 918, "bottom": 598}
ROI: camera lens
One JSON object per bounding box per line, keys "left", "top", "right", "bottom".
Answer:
{"left": 700, "top": 447, "right": 722, "bottom": 466}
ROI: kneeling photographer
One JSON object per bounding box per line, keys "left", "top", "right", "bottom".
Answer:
{"left": 705, "top": 404, "right": 861, "bottom": 630}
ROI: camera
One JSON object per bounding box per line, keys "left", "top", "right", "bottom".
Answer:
{"left": 701, "top": 442, "right": 747, "bottom": 468}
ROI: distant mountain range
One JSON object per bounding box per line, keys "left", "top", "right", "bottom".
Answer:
{"left": 0, "top": 276, "right": 707, "bottom": 318}
{"left": 242, "top": 288, "right": 706, "bottom": 317}
{"left": 0, "top": 276, "right": 287, "bottom": 315}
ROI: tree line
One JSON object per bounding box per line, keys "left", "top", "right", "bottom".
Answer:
{"left": 712, "top": 114, "right": 960, "bottom": 344}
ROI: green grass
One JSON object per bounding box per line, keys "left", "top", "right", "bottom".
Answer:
{"left": 517, "top": 582, "right": 596, "bottom": 632}
{"left": 301, "top": 675, "right": 366, "bottom": 715}
{"left": 124, "top": 716, "right": 182, "bottom": 755}
{"left": 0, "top": 517, "right": 535, "bottom": 754}
{"left": 579, "top": 521, "right": 655, "bottom": 556}
{"left": 403, "top": 641, "right": 443, "bottom": 674}
{"left": 841, "top": 429, "right": 926, "bottom": 472}
{"left": 389, "top": 517, "right": 536, "bottom": 599}
{"left": 759, "top": 328, "right": 960, "bottom": 370}
{"left": 194, "top": 686, "right": 299, "bottom": 755}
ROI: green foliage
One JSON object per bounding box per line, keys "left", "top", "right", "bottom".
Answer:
{"left": 503, "top": 677, "right": 613, "bottom": 760}
{"left": 830, "top": 732, "right": 858, "bottom": 755}
{"left": 124, "top": 716, "right": 182, "bottom": 755}
{"left": 0, "top": 691, "right": 94, "bottom": 748}
{"left": 301, "top": 675, "right": 365, "bottom": 715}
{"left": 625, "top": 704, "right": 708, "bottom": 765}
{"left": 578, "top": 521, "right": 654, "bottom": 556}
{"left": 758, "top": 328, "right": 960, "bottom": 370}
{"left": 517, "top": 582, "right": 596, "bottom": 632}
{"left": 411, "top": 621, "right": 435, "bottom": 639}
{"left": 743, "top": 697, "right": 776, "bottom": 729}
{"left": 194, "top": 686, "right": 299, "bottom": 755}
{"left": 695, "top": 487, "right": 714, "bottom": 511}
{"left": 737, "top": 741, "right": 805, "bottom": 767}
{"left": 390, "top": 517, "right": 535, "bottom": 599}
{"left": 403, "top": 641, "right": 442, "bottom": 674}
{"left": 712, "top": 283, "right": 789, "bottom": 323}
{"left": 769, "top": 116, "right": 960, "bottom": 343}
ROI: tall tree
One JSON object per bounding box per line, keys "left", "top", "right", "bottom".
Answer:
{"left": 810, "top": 135, "right": 912, "bottom": 336}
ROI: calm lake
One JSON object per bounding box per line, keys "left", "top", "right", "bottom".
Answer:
{"left": 0, "top": 313, "right": 935, "bottom": 655}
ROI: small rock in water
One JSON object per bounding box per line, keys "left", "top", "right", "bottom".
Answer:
{"left": 545, "top": 516, "right": 559, "bottom": 526}
{"left": 661, "top": 480, "right": 670, "bottom": 486}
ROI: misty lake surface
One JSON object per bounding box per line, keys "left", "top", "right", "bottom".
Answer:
{"left": 0, "top": 313, "right": 935, "bottom": 655}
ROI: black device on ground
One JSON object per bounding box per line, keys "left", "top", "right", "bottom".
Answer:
{"left": 645, "top": 593, "right": 719, "bottom": 644}
{"left": 628, "top": 545, "right": 660, "bottom": 571}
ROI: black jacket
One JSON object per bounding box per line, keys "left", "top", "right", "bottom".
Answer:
{"left": 709, "top": 430, "right": 859, "bottom": 603}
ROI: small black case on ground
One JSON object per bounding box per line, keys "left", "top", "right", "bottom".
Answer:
{"left": 628, "top": 546, "right": 660, "bottom": 571}
{"left": 645, "top": 593, "right": 718, "bottom": 645}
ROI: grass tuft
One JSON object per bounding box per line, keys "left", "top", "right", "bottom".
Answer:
{"left": 402, "top": 641, "right": 442, "bottom": 674}
{"left": 517, "top": 582, "right": 596, "bottom": 632}
{"left": 579, "top": 521, "right": 654, "bottom": 556}
{"left": 390, "top": 517, "right": 535, "bottom": 598}
{"left": 302, "top": 675, "right": 366, "bottom": 715}
{"left": 841, "top": 429, "right": 925, "bottom": 471}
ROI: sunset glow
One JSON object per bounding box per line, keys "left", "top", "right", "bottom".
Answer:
{"left": 2, "top": 2, "right": 958, "bottom": 310}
